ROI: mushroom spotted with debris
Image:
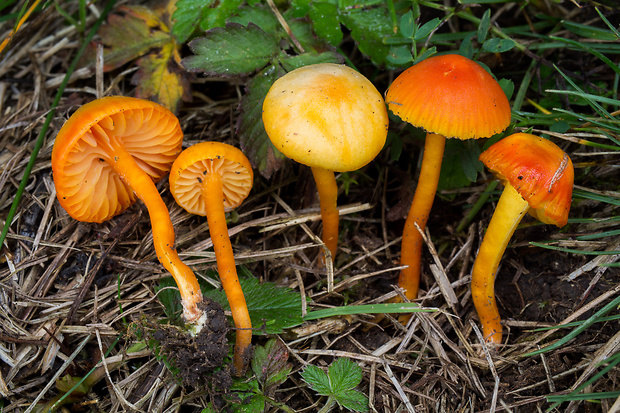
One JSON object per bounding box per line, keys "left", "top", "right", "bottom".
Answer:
{"left": 473, "top": 132, "right": 574, "bottom": 344}
{"left": 169, "top": 141, "right": 254, "bottom": 375}
{"left": 385, "top": 54, "right": 512, "bottom": 301}
{"left": 262, "top": 63, "right": 388, "bottom": 264}
{"left": 51, "top": 96, "right": 205, "bottom": 329}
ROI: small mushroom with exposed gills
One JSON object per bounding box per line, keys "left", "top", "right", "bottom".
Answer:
{"left": 52, "top": 96, "right": 206, "bottom": 329}
{"left": 169, "top": 141, "right": 254, "bottom": 375}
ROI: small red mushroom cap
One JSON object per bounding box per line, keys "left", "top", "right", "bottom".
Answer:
{"left": 479, "top": 133, "right": 574, "bottom": 227}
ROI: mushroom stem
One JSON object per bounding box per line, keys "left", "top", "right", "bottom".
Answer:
{"left": 471, "top": 183, "right": 530, "bottom": 344}
{"left": 311, "top": 166, "right": 339, "bottom": 263}
{"left": 399, "top": 133, "right": 446, "bottom": 300}
{"left": 109, "top": 142, "right": 204, "bottom": 324}
{"left": 202, "top": 172, "right": 252, "bottom": 375}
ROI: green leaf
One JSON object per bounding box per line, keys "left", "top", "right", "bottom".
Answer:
{"left": 339, "top": 7, "right": 395, "bottom": 68}
{"left": 171, "top": 0, "right": 215, "bottom": 43}
{"left": 399, "top": 9, "right": 414, "bottom": 38}
{"left": 228, "top": 4, "right": 279, "bottom": 34}
{"left": 288, "top": 17, "right": 336, "bottom": 54}
{"left": 482, "top": 38, "right": 515, "bottom": 53}
{"left": 499, "top": 78, "right": 514, "bottom": 101}
{"left": 412, "top": 46, "right": 436, "bottom": 64}
{"left": 183, "top": 23, "right": 279, "bottom": 77}
{"left": 386, "top": 45, "right": 413, "bottom": 65}
{"left": 438, "top": 139, "right": 481, "bottom": 195}
{"left": 329, "top": 358, "right": 362, "bottom": 393}
{"left": 301, "top": 365, "right": 331, "bottom": 395}
{"left": 251, "top": 339, "right": 292, "bottom": 389}
{"left": 414, "top": 17, "right": 441, "bottom": 41}
{"left": 279, "top": 51, "right": 344, "bottom": 72}
{"left": 302, "top": 359, "right": 369, "bottom": 413}
{"left": 198, "top": 0, "right": 244, "bottom": 31}
{"left": 309, "top": 2, "right": 342, "bottom": 47}
{"left": 237, "top": 64, "right": 287, "bottom": 179}
{"left": 205, "top": 268, "right": 304, "bottom": 334}
{"left": 477, "top": 8, "right": 491, "bottom": 43}
{"left": 458, "top": 34, "right": 474, "bottom": 59}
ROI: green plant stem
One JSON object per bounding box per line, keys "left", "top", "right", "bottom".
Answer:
{"left": 317, "top": 396, "right": 337, "bottom": 413}
{"left": 0, "top": 0, "right": 117, "bottom": 249}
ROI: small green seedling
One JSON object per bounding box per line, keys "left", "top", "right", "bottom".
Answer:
{"left": 301, "top": 358, "right": 369, "bottom": 413}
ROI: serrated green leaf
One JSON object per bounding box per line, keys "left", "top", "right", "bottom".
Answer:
{"left": 237, "top": 65, "right": 287, "bottom": 178}
{"left": 309, "top": 2, "right": 342, "bottom": 47}
{"left": 279, "top": 51, "right": 343, "bottom": 72}
{"left": 334, "top": 389, "right": 369, "bottom": 412}
{"left": 252, "top": 339, "right": 292, "bottom": 389}
{"left": 328, "top": 358, "right": 362, "bottom": 393}
{"left": 228, "top": 4, "right": 279, "bottom": 34}
{"left": 198, "top": 0, "right": 244, "bottom": 31}
{"left": 414, "top": 17, "right": 441, "bottom": 41}
{"left": 477, "top": 8, "right": 491, "bottom": 43}
{"left": 183, "top": 23, "right": 279, "bottom": 76}
{"left": 340, "top": 7, "right": 394, "bottom": 68}
{"left": 172, "top": 0, "right": 215, "bottom": 43}
{"left": 301, "top": 365, "right": 331, "bottom": 395}
{"left": 482, "top": 38, "right": 515, "bottom": 53}
{"left": 205, "top": 268, "right": 304, "bottom": 334}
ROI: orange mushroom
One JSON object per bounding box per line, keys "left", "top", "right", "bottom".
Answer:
{"left": 51, "top": 96, "right": 205, "bottom": 327}
{"left": 473, "top": 133, "right": 574, "bottom": 344}
{"left": 169, "top": 141, "right": 254, "bottom": 375}
{"left": 385, "top": 54, "right": 511, "bottom": 301}
{"left": 262, "top": 63, "right": 388, "bottom": 263}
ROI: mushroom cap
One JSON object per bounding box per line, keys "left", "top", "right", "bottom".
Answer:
{"left": 386, "top": 54, "right": 511, "bottom": 140}
{"left": 169, "top": 142, "right": 253, "bottom": 215}
{"left": 52, "top": 96, "right": 183, "bottom": 223}
{"left": 479, "top": 133, "right": 574, "bottom": 227}
{"left": 262, "top": 63, "right": 388, "bottom": 172}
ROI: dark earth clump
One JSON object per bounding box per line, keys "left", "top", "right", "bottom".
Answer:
{"left": 151, "top": 298, "right": 232, "bottom": 391}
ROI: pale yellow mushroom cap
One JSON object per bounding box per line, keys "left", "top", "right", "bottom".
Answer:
{"left": 262, "top": 63, "right": 388, "bottom": 172}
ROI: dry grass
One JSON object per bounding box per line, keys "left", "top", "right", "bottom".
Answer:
{"left": 1, "top": 1, "right": 619, "bottom": 412}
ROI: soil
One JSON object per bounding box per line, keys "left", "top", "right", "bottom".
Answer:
{"left": 150, "top": 299, "right": 232, "bottom": 391}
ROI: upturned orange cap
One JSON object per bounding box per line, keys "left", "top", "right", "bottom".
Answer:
{"left": 479, "top": 133, "right": 574, "bottom": 227}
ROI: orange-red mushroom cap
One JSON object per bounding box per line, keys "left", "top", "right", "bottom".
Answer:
{"left": 386, "top": 54, "right": 511, "bottom": 140}
{"left": 52, "top": 96, "right": 183, "bottom": 223}
{"left": 479, "top": 133, "right": 574, "bottom": 227}
{"left": 169, "top": 142, "right": 253, "bottom": 215}
{"left": 262, "top": 63, "right": 388, "bottom": 172}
